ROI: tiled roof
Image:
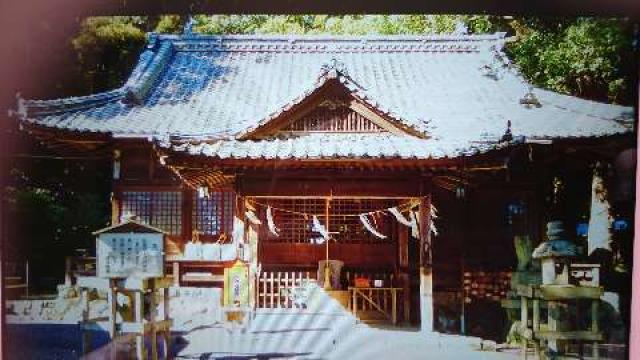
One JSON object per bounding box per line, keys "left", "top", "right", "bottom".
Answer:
{"left": 13, "top": 33, "right": 634, "bottom": 160}
{"left": 164, "top": 133, "right": 512, "bottom": 160}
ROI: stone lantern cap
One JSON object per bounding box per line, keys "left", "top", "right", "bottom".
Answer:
{"left": 532, "top": 221, "right": 579, "bottom": 259}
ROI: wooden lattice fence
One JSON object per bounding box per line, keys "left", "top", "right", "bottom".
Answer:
{"left": 256, "top": 271, "right": 316, "bottom": 308}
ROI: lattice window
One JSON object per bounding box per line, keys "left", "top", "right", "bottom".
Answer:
{"left": 192, "top": 191, "right": 235, "bottom": 236}
{"left": 262, "top": 198, "right": 395, "bottom": 244}
{"left": 331, "top": 199, "right": 395, "bottom": 244}
{"left": 121, "top": 191, "right": 182, "bottom": 235}
{"left": 282, "top": 106, "right": 386, "bottom": 133}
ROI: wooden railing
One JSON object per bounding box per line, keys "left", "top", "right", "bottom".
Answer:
{"left": 349, "top": 287, "right": 402, "bottom": 325}
{"left": 256, "top": 271, "right": 316, "bottom": 309}
{"left": 343, "top": 270, "right": 395, "bottom": 288}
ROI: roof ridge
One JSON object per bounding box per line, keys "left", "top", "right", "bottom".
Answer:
{"left": 162, "top": 32, "right": 506, "bottom": 54}
{"left": 155, "top": 32, "right": 507, "bottom": 42}
{"left": 123, "top": 40, "right": 174, "bottom": 104}
{"left": 14, "top": 38, "right": 176, "bottom": 117}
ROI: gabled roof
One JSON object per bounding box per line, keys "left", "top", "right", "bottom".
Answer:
{"left": 12, "top": 33, "right": 634, "bottom": 160}
{"left": 234, "top": 59, "right": 427, "bottom": 139}
{"left": 92, "top": 219, "right": 167, "bottom": 235}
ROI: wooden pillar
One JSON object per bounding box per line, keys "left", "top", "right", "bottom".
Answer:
{"left": 419, "top": 195, "right": 433, "bottom": 332}
{"left": 107, "top": 287, "right": 117, "bottom": 339}
{"left": 110, "top": 191, "right": 121, "bottom": 225}
{"left": 398, "top": 224, "right": 409, "bottom": 268}
{"left": 150, "top": 289, "right": 158, "bottom": 360}
{"left": 162, "top": 287, "right": 171, "bottom": 359}
{"left": 134, "top": 291, "right": 146, "bottom": 360}
{"left": 399, "top": 273, "right": 410, "bottom": 324}
{"left": 391, "top": 288, "right": 398, "bottom": 325}
{"left": 398, "top": 224, "right": 410, "bottom": 324}
{"left": 81, "top": 289, "right": 92, "bottom": 355}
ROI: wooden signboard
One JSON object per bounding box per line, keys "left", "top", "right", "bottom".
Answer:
{"left": 93, "top": 220, "right": 166, "bottom": 279}
{"left": 223, "top": 260, "right": 250, "bottom": 306}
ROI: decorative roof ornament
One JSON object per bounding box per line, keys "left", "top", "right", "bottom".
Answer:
{"left": 520, "top": 86, "right": 542, "bottom": 108}
{"left": 480, "top": 63, "right": 500, "bottom": 80}
{"left": 501, "top": 120, "right": 513, "bottom": 142}
{"left": 320, "top": 58, "right": 349, "bottom": 78}
{"left": 318, "top": 58, "right": 367, "bottom": 91}
{"left": 480, "top": 47, "right": 511, "bottom": 80}
{"left": 453, "top": 20, "right": 468, "bottom": 35}
{"left": 183, "top": 15, "right": 196, "bottom": 35}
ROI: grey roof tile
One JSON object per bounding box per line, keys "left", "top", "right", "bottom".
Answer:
{"left": 14, "top": 33, "right": 634, "bottom": 160}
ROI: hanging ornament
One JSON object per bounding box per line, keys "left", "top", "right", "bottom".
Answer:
{"left": 266, "top": 206, "right": 279, "bottom": 237}
{"left": 311, "top": 237, "right": 326, "bottom": 244}
{"left": 388, "top": 207, "right": 413, "bottom": 226}
{"left": 359, "top": 213, "right": 387, "bottom": 239}
{"left": 431, "top": 203, "right": 439, "bottom": 219}
{"left": 389, "top": 206, "right": 420, "bottom": 238}
{"left": 245, "top": 210, "right": 262, "bottom": 225}
{"left": 197, "top": 186, "right": 209, "bottom": 199}
{"left": 312, "top": 215, "right": 329, "bottom": 240}
{"left": 232, "top": 216, "right": 245, "bottom": 244}
{"left": 410, "top": 211, "right": 419, "bottom": 238}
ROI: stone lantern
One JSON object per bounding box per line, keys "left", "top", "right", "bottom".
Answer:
{"left": 532, "top": 221, "right": 579, "bottom": 285}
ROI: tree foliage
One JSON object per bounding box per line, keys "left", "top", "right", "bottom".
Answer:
{"left": 5, "top": 152, "right": 111, "bottom": 290}
{"left": 506, "top": 17, "right": 633, "bottom": 103}
{"left": 71, "top": 16, "right": 182, "bottom": 93}
{"left": 71, "top": 17, "right": 147, "bottom": 93}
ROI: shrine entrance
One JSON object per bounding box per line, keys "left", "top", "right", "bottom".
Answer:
{"left": 245, "top": 195, "right": 426, "bottom": 326}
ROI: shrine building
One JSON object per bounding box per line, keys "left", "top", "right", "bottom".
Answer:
{"left": 11, "top": 31, "right": 635, "bottom": 336}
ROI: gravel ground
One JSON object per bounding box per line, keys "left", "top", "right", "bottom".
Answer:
{"left": 6, "top": 285, "right": 520, "bottom": 359}
{"left": 173, "top": 311, "right": 519, "bottom": 360}
{"left": 174, "top": 290, "right": 518, "bottom": 360}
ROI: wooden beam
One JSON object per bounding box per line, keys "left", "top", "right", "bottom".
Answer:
{"left": 349, "top": 100, "right": 409, "bottom": 137}
{"left": 238, "top": 176, "right": 429, "bottom": 197}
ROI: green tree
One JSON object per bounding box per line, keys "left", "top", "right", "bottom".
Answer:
{"left": 5, "top": 154, "right": 111, "bottom": 291}
{"left": 506, "top": 18, "right": 633, "bottom": 103}
{"left": 71, "top": 16, "right": 183, "bottom": 93}
{"left": 71, "top": 17, "right": 147, "bottom": 93}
